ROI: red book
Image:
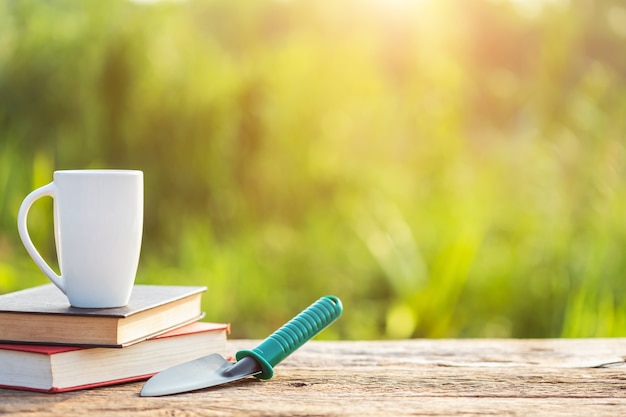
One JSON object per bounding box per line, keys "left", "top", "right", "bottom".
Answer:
{"left": 0, "top": 321, "right": 229, "bottom": 393}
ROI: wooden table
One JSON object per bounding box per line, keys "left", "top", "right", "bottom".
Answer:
{"left": 2, "top": 339, "right": 626, "bottom": 416}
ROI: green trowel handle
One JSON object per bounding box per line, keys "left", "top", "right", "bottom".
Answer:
{"left": 235, "top": 295, "right": 343, "bottom": 380}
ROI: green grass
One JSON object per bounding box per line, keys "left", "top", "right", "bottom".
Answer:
{"left": 2, "top": 0, "right": 626, "bottom": 339}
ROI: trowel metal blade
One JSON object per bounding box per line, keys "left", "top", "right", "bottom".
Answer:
{"left": 140, "top": 353, "right": 260, "bottom": 397}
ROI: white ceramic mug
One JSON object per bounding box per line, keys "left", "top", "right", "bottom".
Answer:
{"left": 17, "top": 170, "right": 143, "bottom": 308}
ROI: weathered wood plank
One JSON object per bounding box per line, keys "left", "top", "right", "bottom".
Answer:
{"left": 2, "top": 339, "right": 626, "bottom": 416}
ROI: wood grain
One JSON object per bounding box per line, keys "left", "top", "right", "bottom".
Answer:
{"left": 2, "top": 339, "right": 626, "bottom": 416}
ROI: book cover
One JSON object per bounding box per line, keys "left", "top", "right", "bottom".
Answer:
{"left": 0, "top": 284, "right": 207, "bottom": 347}
{"left": 0, "top": 321, "right": 229, "bottom": 393}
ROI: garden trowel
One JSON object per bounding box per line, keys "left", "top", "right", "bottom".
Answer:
{"left": 140, "top": 295, "right": 343, "bottom": 397}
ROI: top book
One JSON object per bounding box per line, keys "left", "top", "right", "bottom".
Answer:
{"left": 0, "top": 284, "right": 206, "bottom": 347}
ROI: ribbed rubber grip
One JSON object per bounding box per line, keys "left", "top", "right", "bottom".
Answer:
{"left": 235, "top": 295, "right": 343, "bottom": 379}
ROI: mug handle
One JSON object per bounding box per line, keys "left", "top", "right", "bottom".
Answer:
{"left": 17, "top": 183, "right": 66, "bottom": 294}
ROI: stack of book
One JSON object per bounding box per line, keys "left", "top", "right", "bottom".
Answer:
{"left": 0, "top": 284, "right": 229, "bottom": 393}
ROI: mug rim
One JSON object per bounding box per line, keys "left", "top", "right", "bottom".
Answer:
{"left": 54, "top": 169, "right": 142, "bottom": 176}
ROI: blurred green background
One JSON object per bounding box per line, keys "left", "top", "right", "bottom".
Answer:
{"left": 1, "top": 0, "right": 626, "bottom": 339}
